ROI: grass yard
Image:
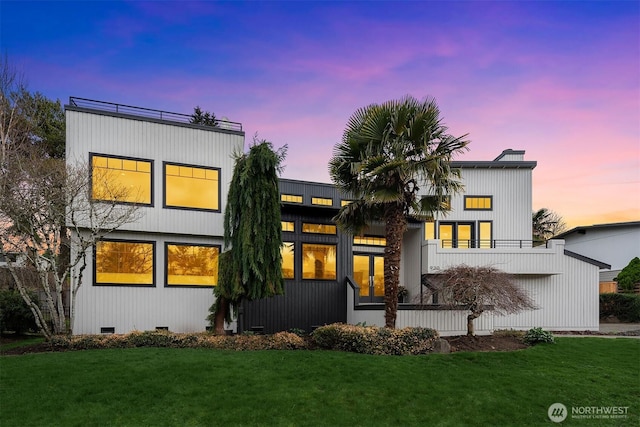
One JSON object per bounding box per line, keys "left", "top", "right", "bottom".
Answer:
{"left": 1, "top": 338, "right": 638, "bottom": 426}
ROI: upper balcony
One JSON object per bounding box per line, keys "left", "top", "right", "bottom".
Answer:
{"left": 67, "top": 97, "right": 243, "bottom": 133}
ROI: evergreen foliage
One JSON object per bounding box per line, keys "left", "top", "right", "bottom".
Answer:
{"left": 615, "top": 257, "right": 640, "bottom": 291}
{"left": 190, "top": 106, "right": 218, "bottom": 127}
{"left": 210, "top": 139, "right": 287, "bottom": 330}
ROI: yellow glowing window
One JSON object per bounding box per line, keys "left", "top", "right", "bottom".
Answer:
{"left": 302, "top": 223, "right": 337, "bottom": 235}
{"left": 281, "top": 242, "right": 294, "bottom": 279}
{"left": 464, "top": 196, "right": 492, "bottom": 210}
{"left": 311, "top": 197, "right": 333, "bottom": 206}
{"left": 353, "top": 236, "right": 386, "bottom": 246}
{"left": 479, "top": 221, "right": 492, "bottom": 248}
{"left": 165, "top": 163, "right": 219, "bottom": 211}
{"left": 425, "top": 221, "right": 435, "bottom": 240}
{"left": 282, "top": 221, "right": 295, "bottom": 232}
{"left": 95, "top": 240, "right": 154, "bottom": 285}
{"left": 167, "top": 244, "right": 219, "bottom": 286}
{"left": 302, "top": 243, "right": 336, "bottom": 280}
{"left": 341, "top": 200, "right": 353, "bottom": 207}
{"left": 281, "top": 194, "right": 303, "bottom": 203}
{"left": 91, "top": 154, "right": 152, "bottom": 204}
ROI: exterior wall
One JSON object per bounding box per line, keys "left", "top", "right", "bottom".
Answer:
{"left": 66, "top": 106, "right": 244, "bottom": 334}
{"left": 71, "top": 230, "right": 224, "bottom": 334}
{"left": 66, "top": 108, "right": 243, "bottom": 237}
{"left": 559, "top": 223, "right": 640, "bottom": 281}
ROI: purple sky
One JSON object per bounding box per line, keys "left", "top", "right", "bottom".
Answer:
{"left": 2, "top": 1, "right": 638, "bottom": 228}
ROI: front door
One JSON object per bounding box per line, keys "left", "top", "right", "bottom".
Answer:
{"left": 439, "top": 222, "right": 475, "bottom": 248}
{"left": 353, "top": 254, "right": 384, "bottom": 303}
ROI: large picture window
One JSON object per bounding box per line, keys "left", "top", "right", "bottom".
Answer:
{"left": 302, "top": 243, "right": 336, "bottom": 280}
{"left": 91, "top": 154, "right": 152, "bottom": 205}
{"left": 166, "top": 243, "right": 219, "bottom": 286}
{"left": 95, "top": 240, "right": 155, "bottom": 286}
{"left": 282, "top": 242, "right": 294, "bottom": 279}
{"left": 164, "top": 162, "right": 220, "bottom": 211}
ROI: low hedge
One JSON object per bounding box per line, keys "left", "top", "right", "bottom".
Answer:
{"left": 600, "top": 293, "right": 640, "bottom": 322}
{"left": 312, "top": 323, "right": 439, "bottom": 355}
{"left": 49, "top": 330, "right": 309, "bottom": 351}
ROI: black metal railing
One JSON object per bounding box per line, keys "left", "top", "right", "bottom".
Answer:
{"left": 68, "top": 97, "right": 243, "bottom": 132}
{"left": 438, "top": 239, "right": 550, "bottom": 249}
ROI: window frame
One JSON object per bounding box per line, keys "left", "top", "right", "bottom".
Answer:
{"left": 463, "top": 196, "right": 493, "bottom": 211}
{"left": 302, "top": 223, "right": 337, "bottom": 235}
{"left": 163, "top": 161, "right": 221, "bottom": 212}
{"left": 301, "top": 243, "right": 337, "bottom": 281}
{"left": 89, "top": 152, "right": 154, "bottom": 206}
{"left": 281, "top": 194, "right": 303, "bottom": 204}
{"left": 311, "top": 197, "right": 333, "bottom": 206}
{"left": 281, "top": 242, "right": 295, "bottom": 280}
{"left": 164, "top": 242, "right": 221, "bottom": 288}
{"left": 93, "top": 238, "right": 156, "bottom": 287}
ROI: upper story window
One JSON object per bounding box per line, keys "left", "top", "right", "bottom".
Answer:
{"left": 464, "top": 196, "right": 493, "bottom": 210}
{"left": 425, "top": 221, "right": 435, "bottom": 240}
{"left": 164, "top": 162, "right": 220, "bottom": 211}
{"left": 91, "top": 154, "right": 153, "bottom": 205}
{"left": 302, "top": 223, "right": 337, "bottom": 235}
{"left": 166, "top": 243, "right": 219, "bottom": 287}
{"left": 282, "top": 221, "right": 295, "bottom": 232}
{"left": 354, "top": 236, "right": 386, "bottom": 246}
{"left": 281, "top": 194, "right": 303, "bottom": 203}
{"left": 311, "top": 197, "right": 333, "bottom": 206}
{"left": 95, "top": 239, "right": 155, "bottom": 286}
{"left": 341, "top": 200, "right": 353, "bottom": 207}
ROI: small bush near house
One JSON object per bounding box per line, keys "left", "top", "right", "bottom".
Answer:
{"left": 523, "top": 327, "right": 555, "bottom": 345}
{"left": 0, "top": 289, "right": 38, "bottom": 334}
{"left": 600, "top": 293, "right": 640, "bottom": 323}
{"left": 615, "top": 257, "right": 640, "bottom": 292}
{"left": 312, "top": 323, "right": 438, "bottom": 355}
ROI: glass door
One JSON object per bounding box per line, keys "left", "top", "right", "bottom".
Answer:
{"left": 353, "top": 254, "right": 385, "bottom": 303}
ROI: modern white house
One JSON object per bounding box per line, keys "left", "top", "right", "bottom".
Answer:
{"left": 66, "top": 98, "right": 610, "bottom": 336}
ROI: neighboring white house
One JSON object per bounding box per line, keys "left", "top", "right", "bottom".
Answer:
{"left": 66, "top": 98, "right": 609, "bottom": 336}
{"left": 554, "top": 221, "right": 640, "bottom": 282}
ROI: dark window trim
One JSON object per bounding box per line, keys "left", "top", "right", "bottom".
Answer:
{"left": 478, "top": 220, "right": 493, "bottom": 248}
{"left": 164, "top": 241, "right": 221, "bottom": 288}
{"left": 89, "top": 152, "right": 155, "bottom": 207}
{"left": 93, "top": 238, "right": 156, "bottom": 287}
{"left": 163, "top": 161, "right": 222, "bottom": 213}
{"left": 463, "top": 195, "right": 493, "bottom": 211}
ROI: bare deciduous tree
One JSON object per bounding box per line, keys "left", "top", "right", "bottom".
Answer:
{"left": 420, "top": 264, "right": 538, "bottom": 335}
{"left": 0, "top": 145, "right": 143, "bottom": 339}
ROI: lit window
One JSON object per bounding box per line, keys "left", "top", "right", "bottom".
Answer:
{"left": 464, "top": 196, "right": 492, "bottom": 210}
{"left": 281, "top": 194, "right": 303, "bottom": 203}
{"left": 353, "top": 236, "right": 386, "bottom": 246}
{"left": 302, "top": 243, "right": 336, "bottom": 280}
{"left": 282, "top": 221, "right": 295, "bottom": 232}
{"left": 282, "top": 242, "right": 294, "bottom": 279}
{"left": 95, "top": 240, "right": 154, "bottom": 286}
{"left": 341, "top": 200, "right": 353, "bottom": 207}
{"left": 91, "top": 154, "right": 152, "bottom": 205}
{"left": 311, "top": 197, "right": 333, "bottom": 206}
{"left": 425, "top": 221, "right": 435, "bottom": 240}
{"left": 302, "top": 223, "right": 337, "bottom": 234}
{"left": 166, "top": 243, "right": 219, "bottom": 286}
{"left": 164, "top": 163, "right": 220, "bottom": 211}
{"left": 479, "top": 221, "right": 492, "bottom": 248}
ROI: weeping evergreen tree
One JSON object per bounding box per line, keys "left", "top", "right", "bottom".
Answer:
{"left": 209, "top": 139, "right": 287, "bottom": 334}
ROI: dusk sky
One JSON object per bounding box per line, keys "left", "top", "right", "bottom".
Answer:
{"left": 2, "top": 1, "right": 638, "bottom": 229}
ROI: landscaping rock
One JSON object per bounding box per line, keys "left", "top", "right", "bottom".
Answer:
{"left": 432, "top": 338, "right": 451, "bottom": 354}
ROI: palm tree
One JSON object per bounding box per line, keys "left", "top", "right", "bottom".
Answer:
{"left": 329, "top": 96, "right": 469, "bottom": 328}
{"left": 532, "top": 208, "right": 566, "bottom": 243}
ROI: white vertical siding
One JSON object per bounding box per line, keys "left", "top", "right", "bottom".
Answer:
{"left": 72, "top": 230, "right": 222, "bottom": 334}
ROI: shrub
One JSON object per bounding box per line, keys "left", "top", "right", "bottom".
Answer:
{"left": 523, "top": 327, "right": 555, "bottom": 345}
{"left": 600, "top": 293, "right": 640, "bottom": 322}
{"left": 615, "top": 257, "right": 640, "bottom": 292}
{"left": 0, "top": 289, "right": 38, "bottom": 334}
{"left": 311, "top": 323, "right": 438, "bottom": 355}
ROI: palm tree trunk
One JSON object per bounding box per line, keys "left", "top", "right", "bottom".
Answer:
{"left": 383, "top": 203, "right": 407, "bottom": 328}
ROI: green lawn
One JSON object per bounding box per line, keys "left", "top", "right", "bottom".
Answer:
{"left": 1, "top": 338, "right": 638, "bottom": 426}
